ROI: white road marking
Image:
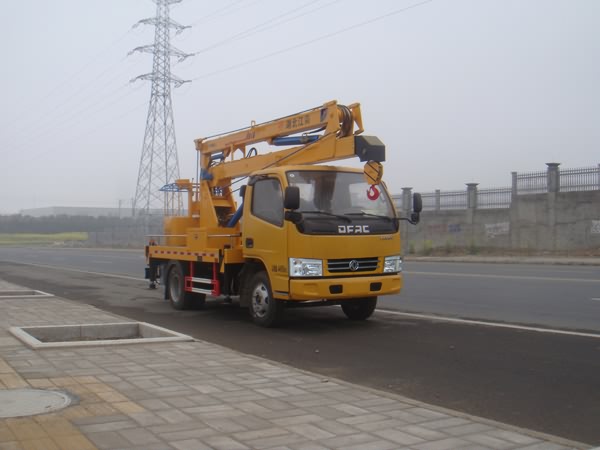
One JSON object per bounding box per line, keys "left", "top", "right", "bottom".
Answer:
{"left": 377, "top": 309, "right": 600, "bottom": 339}
{"left": 591, "top": 298, "right": 600, "bottom": 302}
{"left": 2, "top": 261, "right": 144, "bottom": 282}
{"left": 407, "top": 270, "right": 600, "bottom": 284}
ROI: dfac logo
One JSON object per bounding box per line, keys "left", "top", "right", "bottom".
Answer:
{"left": 349, "top": 260, "right": 360, "bottom": 271}
{"left": 338, "top": 225, "right": 370, "bottom": 234}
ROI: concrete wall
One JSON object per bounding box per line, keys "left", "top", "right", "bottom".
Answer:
{"left": 404, "top": 190, "right": 600, "bottom": 254}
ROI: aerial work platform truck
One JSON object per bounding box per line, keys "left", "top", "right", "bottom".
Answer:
{"left": 145, "top": 100, "right": 421, "bottom": 326}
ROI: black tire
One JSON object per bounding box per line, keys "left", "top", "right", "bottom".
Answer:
{"left": 167, "top": 261, "right": 206, "bottom": 310}
{"left": 341, "top": 297, "right": 377, "bottom": 320}
{"left": 246, "top": 271, "right": 284, "bottom": 327}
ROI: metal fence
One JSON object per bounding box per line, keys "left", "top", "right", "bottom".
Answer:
{"left": 560, "top": 166, "right": 600, "bottom": 192}
{"left": 516, "top": 170, "right": 547, "bottom": 194}
{"left": 393, "top": 163, "right": 599, "bottom": 212}
{"left": 477, "top": 187, "right": 512, "bottom": 209}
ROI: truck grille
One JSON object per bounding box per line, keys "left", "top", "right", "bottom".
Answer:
{"left": 327, "top": 257, "right": 379, "bottom": 273}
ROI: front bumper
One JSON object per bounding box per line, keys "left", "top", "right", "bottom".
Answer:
{"left": 288, "top": 274, "right": 401, "bottom": 301}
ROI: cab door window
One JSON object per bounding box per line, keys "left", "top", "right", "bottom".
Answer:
{"left": 251, "top": 178, "right": 284, "bottom": 226}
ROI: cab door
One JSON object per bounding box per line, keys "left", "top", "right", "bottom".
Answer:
{"left": 243, "top": 176, "right": 289, "bottom": 298}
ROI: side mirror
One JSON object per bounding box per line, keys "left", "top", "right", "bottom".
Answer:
{"left": 239, "top": 185, "right": 246, "bottom": 199}
{"left": 412, "top": 193, "right": 423, "bottom": 213}
{"left": 284, "top": 186, "right": 300, "bottom": 210}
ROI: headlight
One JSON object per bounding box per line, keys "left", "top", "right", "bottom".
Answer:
{"left": 289, "top": 258, "right": 322, "bottom": 277}
{"left": 384, "top": 255, "right": 402, "bottom": 273}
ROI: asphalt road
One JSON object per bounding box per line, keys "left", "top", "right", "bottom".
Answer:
{"left": 1, "top": 247, "right": 599, "bottom": 332}
{"left": 1, "top": 248, "right": 600, "bottom": 444}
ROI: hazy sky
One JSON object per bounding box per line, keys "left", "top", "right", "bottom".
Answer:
{"left": 1, "top": 0, "right": 598, "bottom": 214}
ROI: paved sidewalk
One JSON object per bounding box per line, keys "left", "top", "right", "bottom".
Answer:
{"left": 0, "top": 280, "right": 590, "bottom": 450}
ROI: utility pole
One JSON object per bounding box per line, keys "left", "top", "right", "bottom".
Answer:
{"left": 130, "top": 0, "right": 192, "bottom": 215}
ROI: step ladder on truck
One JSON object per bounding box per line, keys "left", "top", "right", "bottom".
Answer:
{"left": 145, "top": 100, "right": 422, "bottom": 327}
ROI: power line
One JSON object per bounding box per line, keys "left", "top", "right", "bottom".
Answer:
{"left": 191, "top": 0, "right": 435, "bottom": 81}
{"left": 189, "top": 0, "right": 328, "bottom": 56}
{"left": 6, "top": 29, "right": 134, "bottom": 131}
{"left": 5, "top": 57, "right": 139, "bottom": 149}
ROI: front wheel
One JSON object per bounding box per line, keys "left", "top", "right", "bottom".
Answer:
{"left": 246, "top": 271, "right": 284, "bottom": 327}
{"left": 341, "top": 297, "right": 377, "bottom": 320}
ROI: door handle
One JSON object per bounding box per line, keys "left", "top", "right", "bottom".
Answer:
{"left": 245, "top": 238, "right": 254, "bottom": 248}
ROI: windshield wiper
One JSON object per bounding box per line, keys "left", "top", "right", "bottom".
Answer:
{"left": 301, "top": 210, "right": 351, "bottom": 222}
{"left": 345, "top": 212, "right": 393, "bottom": 221}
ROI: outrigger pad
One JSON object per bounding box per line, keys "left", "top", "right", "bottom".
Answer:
{"left": 354, "top": 135, "right": 385, "bottom": 162}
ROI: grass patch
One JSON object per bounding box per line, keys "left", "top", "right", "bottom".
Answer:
{"left": 0, "top": 232, "right": 88, "bottom": 246}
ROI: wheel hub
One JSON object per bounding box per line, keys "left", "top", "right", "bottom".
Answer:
{"left": 252, "top": 284, "right": 269, "bottom": 318}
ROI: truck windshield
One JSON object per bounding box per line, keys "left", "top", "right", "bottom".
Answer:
{"left": 286, "top": 170, "right": 395, "bottom": 218}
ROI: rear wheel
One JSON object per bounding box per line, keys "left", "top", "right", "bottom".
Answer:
{"left": 167, "top": 261, "right": 206, "bottom": 310}
{"left": 246, "top": 271, "right": 284, "bottom": 327}
{"left": 341, "top": 297, "right": 377, "bottom": 320}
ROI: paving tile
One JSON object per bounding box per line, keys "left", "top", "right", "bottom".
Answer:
{"left": 398, "top": 424, "right": 449, "bottom": 441}
{"left": 412, "top": 437, "right": 473, "bottom": 450}
{"left": 0, "top": 423, "right": 17, "bottom": 442}
{"left": 36, "top": 417, "right": 79, "bottom": 437}
{"left": 6, "top": 418, "right": 48, "bottom": 440}
{"left": 418, "top": 417, "right": 471, "bottom": 430}
{"left": 244, "top": 432, "right": 307, "bottom": 449}
{"left": 331, "top": 403, "right": 370, "bottom": 416}
{"left": 342, "top": 439, "right": 400, "bottom": 450}
{"left": 112, "top": 401, "right": 146, "bottom": 414}
{"left": 464, "top": 433, "right": 518, "bottom": 449}
{"left": 203, "top": 418, "right": 248, "bottom": 433}
{"left": 156, "top": 409, "right": 195, "bottom": 424}
{"left": 272, "top": 414, "right": 323, "bottom": 427}
{"left": 374, "top": 428, "right": 425, "bottom": 446}
{"left": 230, "top": 413, "right": 273, "bottom": 431}
{"left": 518, "top": 443, "right": 573, "bottom": 450}
{"left": 444, "top": 422, "right": 494, "bottom": 436}
{"left": 128, "top": 411, "right": 168, "bottom": 427}
{"left": 338, "top": 413, "right": 388, "bottom": 425}
{"left": 202, "top": 435, "right": 250, "bottom": 450}
{"left": 314, "top": 419, "right": 357, "bottom": 436}
{"left": 285, "top": 424, "right": 336, "bottom": 440}
{"left": 138, "top": 398, "right": 172, "bottom": 411}
{"left": 79, "top": 418, "right": 138, "bottom": 433}
{"left": 407, "top": 407, "right": 450, "bottom": 421}
{"left": 51, "top": 433, "right": 97, "bottom": 450}
{"left": 19, "top": 437, "right": 62, "bottom": 450}
{"left": 233, "top": 427, "right": 289, "bottom": 441}
{"left": 119, "top": 427, "right": 164, "bottom": 446}
{"left": 172, "top": 439, "right": 214, "bottom": 450}
{"left": 321, "top": 432, "right": 388, "bottom": 448}
{"left": 355, "top": 418, "right": 408, "bottom": 432}
{"left": 485, "top": 428, "right": 541, "bottom": 445}
{"left": 0, "top": 373, "right": 28, "bottom": 388}
{"left": 86, "top": 430, "right": 133, "bottom": 449}
{"left": 27, "top": 378, "right": 56, "bottom": 388}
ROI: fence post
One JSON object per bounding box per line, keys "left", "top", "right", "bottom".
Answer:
{"left": 598, "top": 164, "right": 600, "bottom": 191}
{"left": 511, "top": 172, "right": 518, "bottom": 201}
{"left": 466, "top": 183, "right": 478, "bottom": 209}
{"left": 435, "top": 189, "right": 441, "bottom": 211}
{"left": 546, "top": 162, "right": 560, "bottom": 193}
{"left": 401, "top": 188, "right": 413, "bottom": 214}
{"left": 401, "top": 188, "right": 412, "bottom": 256}
{"left": 545, "top": 163, "right": 560, "bottom": 251}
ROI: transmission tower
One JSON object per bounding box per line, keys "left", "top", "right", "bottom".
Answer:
{"left": 130, "top": 0, "right": 192, "bottom": 215}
